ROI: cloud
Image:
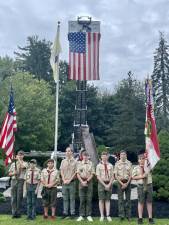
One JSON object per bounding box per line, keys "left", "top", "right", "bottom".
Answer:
{"left": 0, "top": 0, "right": 169, "bottom": 90}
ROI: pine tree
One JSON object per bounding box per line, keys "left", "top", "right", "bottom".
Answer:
{"left": 14, "top": 35, "right": 52, "bottom": 81}
{"left": 152, "top": 32, "right": 169, "bottom": 129}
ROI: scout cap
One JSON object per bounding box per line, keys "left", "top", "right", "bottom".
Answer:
{"left": 17, "top": 150, "right": 24, "bottom": 155}
{"left": 30, "top": 159, "right": 37, "bottom": 164}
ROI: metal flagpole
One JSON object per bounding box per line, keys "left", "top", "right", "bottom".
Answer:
{"left": 50, "top": 21, "right": 61, "bottom": 167}
{"left": 54, "top": 79, "right": 59, "bottom": 166}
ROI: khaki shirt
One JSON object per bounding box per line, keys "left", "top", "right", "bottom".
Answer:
{"left": 9, "top": 161, "right": 28, "bottom": 180}
{"left": 114, "top": 159, "right": 132, "bottom": 181}
{"left": 60, "top": 157, "right": 77, "bottom": 180}
{"left": 41, "top": 168, "right": 60, "bottom": 187}
{"left": 25, "top": 167, "right": 41, "bottom": 184}
{"left": 132, "top": 165, "right": 152, "bottom": 185}
{"left": 77, "top": 160, "right": 95, "bottom": 179}
{"left": 96, "top": 162, "right": 114, "bottom": 181}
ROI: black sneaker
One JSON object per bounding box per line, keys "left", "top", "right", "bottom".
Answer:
{"left": 149, "top": 218, "right": 155, "bottom": 224}
{"left": 138, "top": 218, "right": 143, "bottom": 224}
{"left": 62, "top": 214, "right": 69, "bottom": 219}
{"left": 12, "top": 214, "right": 17, "bottom": 219}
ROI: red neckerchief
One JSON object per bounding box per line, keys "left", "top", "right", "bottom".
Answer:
{"left": 47, "top": 169, "right": 54, "bottom": 184}
{"left": 101, "top": 161, "right": 109, "bottom": 179}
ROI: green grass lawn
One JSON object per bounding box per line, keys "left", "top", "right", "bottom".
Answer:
{"left": 0, "top": 215, "right": 169, "bottom": 225}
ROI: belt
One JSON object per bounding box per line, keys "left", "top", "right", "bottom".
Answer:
{"left": 120, "top": 179, "right": 128, "bottom": 183}
{"left": 81, "top": 178, "right": 88, "bottom": 182}
{"left": 104, "top": 181, "right": 110, "bottom": 185}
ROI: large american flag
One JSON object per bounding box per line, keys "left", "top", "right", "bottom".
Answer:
{"left": 0, "top": 90, "right": 17, "bottom": 165}
{"left": 68, "top": 32, "right": 100, "bottom": 80}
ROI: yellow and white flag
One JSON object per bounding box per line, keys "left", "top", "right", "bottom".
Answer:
{"left": 50, "top": 22, "right": 62, "bottom": 83}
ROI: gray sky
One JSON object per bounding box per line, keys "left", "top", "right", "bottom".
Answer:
{"left": 0, "top": 0, "right": 169, "bottom": 90}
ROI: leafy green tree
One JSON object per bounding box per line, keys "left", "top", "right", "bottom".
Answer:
{"left": 153, "top": 130, "right": 169, "bottom": 201}
{"left": 0, "top": 56, "right": 14, "bottom": 82}
{"left": 152, "top": 32, "right": 169, "bottom": 129}
{"left": 0, "top": 72, "right": 55, "bottom": 152}
{"left": 110, "top": 71, "right": 145, "bottom": 157}
{"left": 14, "top": 36, "right": 52, "bottom": 81}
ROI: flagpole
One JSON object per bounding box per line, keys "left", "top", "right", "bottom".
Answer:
{"left": 54, "top": 78, "right": 59, "bottom": 166}
{"left": 51, "top": 21, "right": 61, "bottom": 167}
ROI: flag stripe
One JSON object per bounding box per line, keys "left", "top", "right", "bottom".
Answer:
{"left": 0, "top": 91, "right": 17, "bottom": 165}
{"left": 68, "top": 32, "right": 100, "bottom": 81}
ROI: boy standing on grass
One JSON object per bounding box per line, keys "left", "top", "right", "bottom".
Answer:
{"left": 60, "top": 147, "right": 77, "bottom": 219}
{"left": 41, "top": 159, "right": 60, "bottom": 220}
{"left": 9, "top": 150, "right": 28, "bottom": 218}
{"left": 132, "top": 153, "right": 154, "bottom": 224}
{"left": 76, "top": 151, "right": 95, "bottom": 222}
{"left": 25, "top": 159, "right": 41, "bottom": 220}
{"left": 96, "top": 151, "right": 114, "bottom": 222}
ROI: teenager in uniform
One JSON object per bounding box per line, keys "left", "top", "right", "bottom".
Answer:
{"left": 76, "top": 151, "right": 95, "bottom": 222}
{"left": 9, "top": 150, "right": 28, "bottom": 218}
{"left": 132, "top": 153, "right": 155, "bottom": 224}
{"left": 25, "top": 159, "right": 41, "bottom": 220}
{"left": 114, "top": 150, "right": 132, "bottom": 221}
{"left": 60, "top": 147, "right": 77, "bottom": 219}
{"left": 96, "top": 151, "right": 114, "bottom": 222}
{"left": 41, "top": 159, "right": 60, "bottom": 220}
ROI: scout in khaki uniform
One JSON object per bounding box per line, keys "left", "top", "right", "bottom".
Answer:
{"left": 114, "top": 150, "right": 132, "bottom": 221}
{"left": 60, "top": 147, "right": 77, "bottom": 218}
{"left": 8, "top": 150, "right": 28, "bottom": 218}
{"left": 41, "top": 159, "right": 60, "bottom": 220}
{"left": 25, "top": 159, "right": 41, "bottom": 220}
{"left": 132, "top": 154, "right": 154, "bottom": 224}
{"left": 76, "top": 151, "right": 95, "bottom": 222}
{"left": 96, "top": 151, "right": 114, "bottom": 222}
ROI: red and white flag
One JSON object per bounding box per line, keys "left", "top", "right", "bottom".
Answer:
{"left": 0, "top": 90, "right": 17, "bottom": 165}
{"left": 68, "top": 32, "right": 100, "bottom": 80}
{"left": 144, "top": 79, "right": 160, "bottom": 170}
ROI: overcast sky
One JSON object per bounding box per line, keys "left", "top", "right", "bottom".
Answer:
{"left": 0, "top": 0, "right": 169, "bottom": 90}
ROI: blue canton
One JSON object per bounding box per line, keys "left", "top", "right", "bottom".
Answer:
{"left": 68, "top": 32, "right": 86, "bottom": 53}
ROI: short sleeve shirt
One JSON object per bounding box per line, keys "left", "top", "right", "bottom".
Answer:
{"left": 25, "top": 167, "right": 41, "bottom": 184}
{"left": 60, "top": 157, "right": 77, "bottom": 180}
{"left": 132, "top": 165, "right": 152, "bottom": 185}
{"left": 77, "top": 160, "right": 95, "bottom": 179}
{"left": 9, "top": 161, "right": 28, "bottom": 180}
{"left": 96, "top": 162, "right": 114, "bottom": 182}
{"left": 114, "top": 160, "right": 132, "bottom": 180}
{"left": 41, "top": 168, "right": 60, "bottom": 187}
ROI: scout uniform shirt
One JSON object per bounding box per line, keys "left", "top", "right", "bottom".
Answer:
{"left": 25, "top": 167, "right": 41, "bottom": 184}
{"left": 41, "top": 168, "right": 60, "bottom": 187}
{"left": 60, "top": 157, "right": 77, "bottom": 181}
{"left": 9, "top": 161, "right": 28, "bottom": 180}
{"left": 114, "top": 159, "right": 132, "bottom": 181}
{"left": 77, "top": 160, "right": 95, "bottom": 181}
{"left": 132, "top": 165, "right": 152, "bottom": 185}
{"left": 96, "top": 161, "right": 114, "bottom": 183}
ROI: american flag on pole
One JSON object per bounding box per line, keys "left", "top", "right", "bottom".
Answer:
{"left": 68, "top": 32, "right": 101, "bottom": 80}
{"left": 144, "top": 79, "right": 160, "bottom": 170}
{"left": 0, "top": 89, "right": 17, "bottom": 165}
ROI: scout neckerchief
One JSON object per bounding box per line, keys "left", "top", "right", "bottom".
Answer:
{"left": 47, "top": 168, "right": 54, "bottom": 184}
{"left": 102, "top": 161, "right": 109, "bottom": 180}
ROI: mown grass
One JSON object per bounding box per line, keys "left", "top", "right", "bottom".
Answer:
{"left": 0, "top": 215, "right": 169, "bottom": 225}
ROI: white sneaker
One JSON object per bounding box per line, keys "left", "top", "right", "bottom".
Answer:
{"left": 77, "top": 216, "right": 84, "bottom": 221}
{"left": 100, "top": 216, "right": 104, "bottom": 222}
{"left": 87, "top": 216, "right": 93, "bottom": 222}
{"left": 107, "top": 216, "right": 112, "bottom": 222}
